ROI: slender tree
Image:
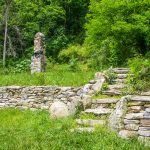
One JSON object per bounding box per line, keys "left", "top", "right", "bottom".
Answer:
{"left": 3, "top": 0, "right": 11, "bottom": 67}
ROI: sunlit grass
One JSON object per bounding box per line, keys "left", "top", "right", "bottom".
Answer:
{"left": 0, "top": 109, "right": 148, "bottom": 150}
{"left": 0, "top": 64, "right": 94, "bottom": 86}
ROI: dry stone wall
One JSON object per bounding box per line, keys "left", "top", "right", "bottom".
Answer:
{"left": 109, "top": 93, "right": 150, "bottom": 146}
{"left": 0, "top": 75, "right": 105, "bottom": 116}
{"left": 0, "top": 86, "right": 82, "bottom": 112}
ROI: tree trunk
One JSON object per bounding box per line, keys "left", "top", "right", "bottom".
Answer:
{"left": 3, "top": 5, "right": 9, "bottom": 68}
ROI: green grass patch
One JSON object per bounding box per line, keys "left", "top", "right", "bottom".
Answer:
{"left": 79, "top": 112, "right": 100, "bottom": 120}
{"left": 92, "top": 94, "right": 122, "bottom": 100}
{"left": 0, "top": 64, "right": 94, "bottom": 86}
{"left": 0, "top": 109, "right": 148, "bottom": 150}
{"left": 79, "top": 112, "right": 110, "bottom": 120}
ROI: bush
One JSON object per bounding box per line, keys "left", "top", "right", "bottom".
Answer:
{"left": 12, "top": 59, "right": 31, "bottom": 73}
{"left": 68, "top": 56, "right": 80, "bottom": 72}
{"left": 59, "top": 44, "right": 88, "bottom": 63}
{"left": 104, "top": 67, "right": 117, "bottom": 84}
{"left": 126, "top": 57, "right": 150, "bottom": 93}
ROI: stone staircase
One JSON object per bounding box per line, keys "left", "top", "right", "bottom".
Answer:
{"left": 73, "top": 68, "right": 130, "bottom": 132}
{"left": 102, "top": 68, "right": 129, "bottom": 96}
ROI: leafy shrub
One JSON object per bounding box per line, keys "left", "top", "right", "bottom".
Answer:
{"left": 68, "top": 56, "right": 80, "bottom": 72}
{"left": 47, "top": 27, "right": 69, "bottom": 58}
{"left": 104, "top": 67, "right": 117, "bottom": 84}
{"left": 87, "top": 37, "right": 119, "bottom": 70}
{"left": 126, "top": 57, "right": 150, "bottom": 93}
{"left": 12, "top": 59, "right": 31, "bottom": 73}
{"left": 101, "top": 82, "right": 109, "bottom": 91}
{"left": 59, "top": 44, "right": 88, "bottom": 63}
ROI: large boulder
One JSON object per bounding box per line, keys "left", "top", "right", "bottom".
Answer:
{"left": 49, "top": 101, "right": 69, "bottom": 118}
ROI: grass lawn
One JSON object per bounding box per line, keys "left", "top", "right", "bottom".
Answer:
{"left": 0, "top": 109, "right": 148, "bottom": 150}
{"left": 0, "top": 64, "right": 94, "bottom": 86}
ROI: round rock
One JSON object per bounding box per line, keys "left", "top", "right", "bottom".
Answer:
{"left": 49, "top": 101, "right": 69, "bottom": 118}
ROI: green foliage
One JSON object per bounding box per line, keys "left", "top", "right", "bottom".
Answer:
{"left": 125, "top": 57, "right": 150, "bottom": 93}
{"left": 85, "top": 0, "right": 150, "bottom": 68}
{"left": 68, "top": 56, "right": 80, "bottom": 72}
{"left": 101, "top": 83, "right": 109, "bottom": 91}
{"left": 59, "top": 44, "right": 88, "bottom": 62}
{"left": 0, "top": 109, "right": 148, "bottom": 150}
{"left": 0, "top": 0, "right": 89, "bottom": 61}
{"left": 12, "top": 59, "right": 31, "bottom": 73}
{"left": 46, "top": 27, "right": 69, "bottom": 58}
{"left": 104, "top": 67, "right": 117, "bottom": 84}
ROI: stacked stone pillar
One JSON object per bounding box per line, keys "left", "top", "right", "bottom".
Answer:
{"left": 31, "top": 32, "right": 46, "bottom": 74}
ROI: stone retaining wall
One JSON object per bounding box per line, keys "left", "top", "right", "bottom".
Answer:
{"left": 0, "top": 75, "right": 105, "bottom": 115}
{"left": 0, "top": 86, "right": 82, "bottom": 112}
{"left": 109, "top": 94, "right": 150, "bottom": 146}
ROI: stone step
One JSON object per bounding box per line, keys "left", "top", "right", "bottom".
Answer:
{"left": 102, "top": 89, "right": 122, "bottom": 96}
{"left": 76, "top": 119, "right": 106, "bottom": 127}
{"left": 71, "top": 127, "right": 95, "bottom": 133}
{"left": 138, "top": 131, "right": 150, "bottom": 137}
{"left": 113, "top": 68, "right": 129, "bottom": 70}
{"left": 117, "top": 74, "right": 128, "bottom": 79}
{"left": 130, "top": 96, "right": 150, "bottom": 102}
{"left": 84, "top": 107, "right": 113, "bottom": 115}
{"left": 108, "top": 84, "right": 126, "bottom": 90}
{"left": 141, "top": 91, "right": 150, "bottom": 96}
{"left": 113, "top": 68, "right": 130, "bottom": 74}
{"left": 112, "top": 79, "right": 126, "bottom": 84}
{"left": 92, "top": 98, "right": 119, "bottom": 104}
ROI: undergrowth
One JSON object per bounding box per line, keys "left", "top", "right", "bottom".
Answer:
{"left": 124, "top": 57, "right": 150, "bottom": 94}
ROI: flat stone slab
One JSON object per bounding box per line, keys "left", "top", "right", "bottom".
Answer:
{"left": 143, "top": 112, "right": 150, "bottom": 119}
{"left": 129, "top": 106, "right": 144, "bottom": 113}
{"left": 139, "top": 127, "right": 150, "bottom": 131}
{"left": 125, "top": 113, "right": 144, "bottom": 120}
{"left": 113, "top": 68, "right": 129, "bottom": 71}
{"left": 124, "top": 119, "right": 140, "bottom": 124}
{"left": 112, "top": 79, "right": 126, "bottom": 84}
{"left": 130, "top": 96, "right": 150, "bottom": 102}
{"left": 117, "top": 74, "right": 128, "bottom": 79}
{"left": 92, "top": 98, "right": 119, "bottom": 104}
{"left": 125, "top": 124, "right": 139, "bottom": 131}
{"left": 140, "top": 119, "right": 150, "bottom": 127}
{"left": 128, "top": 101, "right": 145, "bottom": 106}
{"left": 141, "top": 91, "right": 150, "bottom": 96}
{"left": 76, "top": 119, "right": 106, "bottom": 127}
{"left": 138, "top": 130, "right": 150, "bottom": 137}
{"left": 85, "top": 107, "right": 113, "bottom": 115}
{"left": 89, "top": 80, "right": 97, "bottom": 84}
{"left": 113, "top": 68, "right": 129, "bottom": 74}
{"left": 71, "top": 127, "right": 95, "bottom": 133}
{"left": 102, "top": 89, "right": 121, "bottom": 96}
{"left": 108, "top": 84, "right": 126, "bottom": 90}
{"left": 146, "top": 108, "right": 150, "bottom": 113}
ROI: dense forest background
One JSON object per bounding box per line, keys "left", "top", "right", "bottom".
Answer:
{"left": 0, "top": 0, "right": 150, "bottom": 70}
